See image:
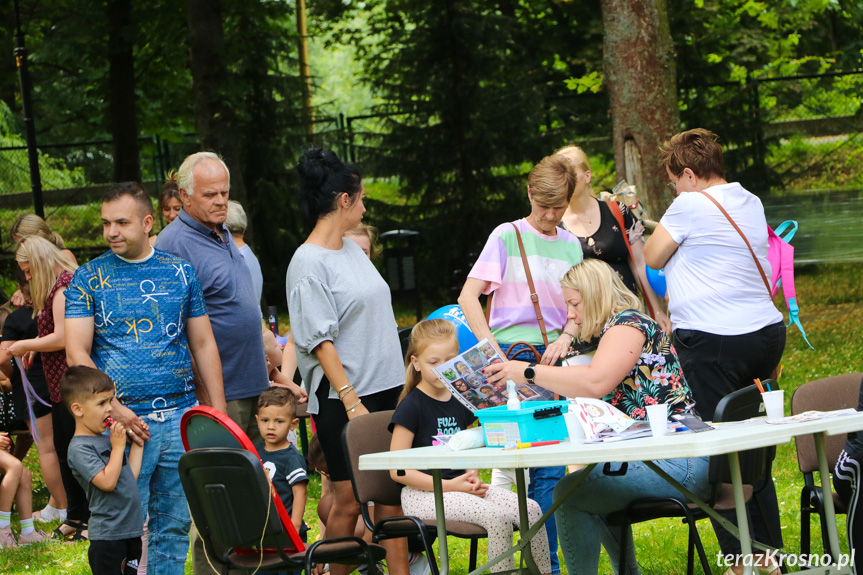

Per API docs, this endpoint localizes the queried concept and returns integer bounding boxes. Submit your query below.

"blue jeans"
[554,457,709,575]
[501,342,564,574]
[135,406,193,575]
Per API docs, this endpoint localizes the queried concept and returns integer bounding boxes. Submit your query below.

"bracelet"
[345,399,362,413]
[562,331,576,340]
[336,384,354,399]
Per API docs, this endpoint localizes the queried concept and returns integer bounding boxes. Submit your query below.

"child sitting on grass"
[255,387,309,542]
[0,431,49,548]
[62,366,144,575]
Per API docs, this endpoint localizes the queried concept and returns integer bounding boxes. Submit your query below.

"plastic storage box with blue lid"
[475,400,569,447]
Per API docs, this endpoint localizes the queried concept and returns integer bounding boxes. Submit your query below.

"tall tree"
[185,0,247,203]
[107,0,140,181]
[601,0,679,215]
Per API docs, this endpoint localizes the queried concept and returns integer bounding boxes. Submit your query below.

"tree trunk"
[107,0,140,182]
[601,0,679,216]
[185,0,247,204]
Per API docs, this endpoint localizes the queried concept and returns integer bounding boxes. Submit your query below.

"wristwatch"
[524,363,537,384]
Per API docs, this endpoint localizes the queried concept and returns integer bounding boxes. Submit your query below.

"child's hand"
[109,421,128,450]
[0,432,11,452]
[450,471,488,497]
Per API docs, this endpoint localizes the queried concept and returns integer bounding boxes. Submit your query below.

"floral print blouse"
[600,309,697,420]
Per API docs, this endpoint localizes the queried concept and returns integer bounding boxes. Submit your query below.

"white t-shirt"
[660,182,783,335]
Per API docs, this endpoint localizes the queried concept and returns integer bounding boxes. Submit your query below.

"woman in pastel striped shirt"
[458,153,584,575]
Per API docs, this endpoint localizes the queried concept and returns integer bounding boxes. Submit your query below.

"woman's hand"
[345,401,369,421]
[541,335,571,365]
[483,360,528,388]
[10,290,25,307]
[654,309,672,336]
[0,432,10,452]
[7,340,32,357]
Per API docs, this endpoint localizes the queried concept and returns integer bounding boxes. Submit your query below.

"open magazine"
[569,397,653,441]
[433,338,554,412]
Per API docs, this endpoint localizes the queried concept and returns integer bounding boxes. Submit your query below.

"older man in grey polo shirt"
[155,152,268,440]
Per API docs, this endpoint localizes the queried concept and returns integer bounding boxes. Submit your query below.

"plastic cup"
[762,390,785,422]
[646,404,669,437]
[563,411,585,443]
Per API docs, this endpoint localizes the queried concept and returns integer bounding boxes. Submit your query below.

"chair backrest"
[708,383,777,499]
[791,373,863,474]
[178,448,301,562]
[181,405,257,452]
[342,410,403,507]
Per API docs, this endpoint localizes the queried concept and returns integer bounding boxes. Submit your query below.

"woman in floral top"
[485,258,707,574]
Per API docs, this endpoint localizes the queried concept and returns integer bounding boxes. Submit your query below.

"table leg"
[728,452,754,575]
[433,470,449,575]
[515,469,540,575]
[467,464,598,575]
[814,432,844,561]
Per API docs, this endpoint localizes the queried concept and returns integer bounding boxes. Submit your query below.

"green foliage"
[670,0,863,188]
[0,101,86,192]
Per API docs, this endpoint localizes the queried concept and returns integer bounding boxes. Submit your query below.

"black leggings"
[834,449,862,574]
[674,322,786,554]
[52,402,90,523]
[313,378,401,482]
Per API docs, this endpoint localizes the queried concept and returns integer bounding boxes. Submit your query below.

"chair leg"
[469,538,479,572]
[800,501,812,556]
[618,522,629,574]
[421,529,440,575]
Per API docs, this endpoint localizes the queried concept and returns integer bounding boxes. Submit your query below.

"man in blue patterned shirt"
[66,181,226,575]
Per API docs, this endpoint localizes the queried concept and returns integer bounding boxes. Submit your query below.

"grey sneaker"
[18,529,50,545]
[0,526,18,548]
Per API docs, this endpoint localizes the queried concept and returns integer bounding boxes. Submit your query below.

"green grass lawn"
[2,262,861,574]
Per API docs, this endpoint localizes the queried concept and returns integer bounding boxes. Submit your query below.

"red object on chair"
[180,405,306,553]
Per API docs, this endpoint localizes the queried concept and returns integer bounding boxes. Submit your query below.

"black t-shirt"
[1,306,49,428]
[255,443,309,537]
[389,389,476,480]
[561,200,638,354]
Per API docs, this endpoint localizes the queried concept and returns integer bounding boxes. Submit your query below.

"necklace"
[575,203,597,247]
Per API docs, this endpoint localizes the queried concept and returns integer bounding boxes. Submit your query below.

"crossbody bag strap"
[605,200,655,318]
[697,191,771,295]
[510,222,551,348]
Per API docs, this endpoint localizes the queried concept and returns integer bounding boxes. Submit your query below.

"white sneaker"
[0,526,18,549]
[34,506,67,523]
[409,553,432,575]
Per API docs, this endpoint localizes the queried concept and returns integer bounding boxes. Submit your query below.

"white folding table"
[359,412,863,575]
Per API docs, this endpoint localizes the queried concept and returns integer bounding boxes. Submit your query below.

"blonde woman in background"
[9,214,77,307]
[11,236,89,541]
[556,146,670,344]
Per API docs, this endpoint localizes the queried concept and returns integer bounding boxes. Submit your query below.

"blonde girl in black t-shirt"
[389,320,552,574]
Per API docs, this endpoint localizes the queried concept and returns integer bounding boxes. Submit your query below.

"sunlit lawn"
[2,263,861,574]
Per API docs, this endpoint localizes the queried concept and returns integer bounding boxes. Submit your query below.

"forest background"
[0,0,861,307]
[0,2,862,574]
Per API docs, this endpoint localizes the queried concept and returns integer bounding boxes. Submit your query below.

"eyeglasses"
[666,169,686,194]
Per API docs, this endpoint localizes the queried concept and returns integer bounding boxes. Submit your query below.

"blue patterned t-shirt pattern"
[65,249,208,415]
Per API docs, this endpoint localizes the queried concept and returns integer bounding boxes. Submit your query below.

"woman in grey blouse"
[286,147,408,575]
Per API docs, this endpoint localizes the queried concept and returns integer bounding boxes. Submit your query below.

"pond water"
[761,188,863,264]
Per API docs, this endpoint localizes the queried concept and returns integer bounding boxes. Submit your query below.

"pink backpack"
[699,191,813,349]
[768,221,813,348]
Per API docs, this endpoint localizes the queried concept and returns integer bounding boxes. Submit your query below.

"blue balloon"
[646,266,667,298]
[426,305,480,352]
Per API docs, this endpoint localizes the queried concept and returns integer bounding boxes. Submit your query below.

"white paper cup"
[563,411,585,443]
[762,390,785,422]
[646,404,669,437]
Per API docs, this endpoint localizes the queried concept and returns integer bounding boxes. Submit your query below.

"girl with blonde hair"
[390,319,552,574]
[11,236,89,541]
[10,214,77,266]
